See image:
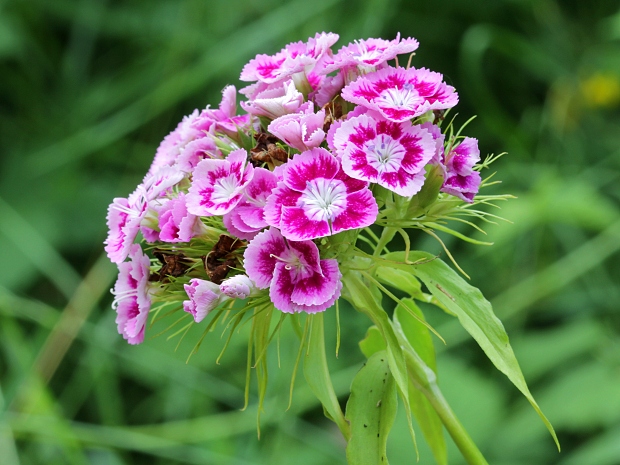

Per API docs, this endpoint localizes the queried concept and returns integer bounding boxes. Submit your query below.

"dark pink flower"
[111,244,151,344]
[267,102,326,152]
[223,167,278,240]
[333,114,435,196]
[441,137,481,203]
[264,148,378,241]
[341,66,458,122]
[187,149,254,216]
[158,193,206,243]
[194,85,251,138]
[244,228,341,313]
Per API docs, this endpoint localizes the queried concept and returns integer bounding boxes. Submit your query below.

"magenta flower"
[240,80,305,119]
[244,228,341,313]
[420,122,446,167]
[194,85,250,138]
[264,148,378,241]
[333,114,435,196]
[183,279,223,323]
[341,66,458,122]
[267,103,326,152]
[187,149,254,216]
[220,275,255,299]
[104,188,148,264]
[111,244,152,344]
[223,167,278,240]
[176,136,221,173]
[158,193,206,243]
[323,34,419,75]
[441,137,481,203]
[240,32,339,84]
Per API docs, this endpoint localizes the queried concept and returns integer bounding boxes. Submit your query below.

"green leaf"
[345,350,398,465]
[343,272,418,449]
[394,300,447,465]
[384,251,560,450]
[359,326,387,359]
[303,313,350,440]
[375,266,424,299]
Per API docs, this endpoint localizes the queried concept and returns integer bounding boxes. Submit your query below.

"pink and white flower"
[149,110,204,174]
[223,167,278,240]
[187,149,254,216]
[104,188,148,264]
[158,193,207,243]
[441,137,481,203]
[194,85,251,138]
[267,103,326,152]
[264,148,378,241]
[240,80,305,119]
[183,278,223,323]
[111,244,152,344]
[244,228,341,313]
[220,274,255,299]
[333,114,435,196]
[323,34,419,76]
[341,66,458,123]
[176,136,221,173]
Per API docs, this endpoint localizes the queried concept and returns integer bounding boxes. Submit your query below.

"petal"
[279,206,330,241]
[283,148,340,192]
[243,228,287,288]
[290,258,341,306]
[332,189,378,233]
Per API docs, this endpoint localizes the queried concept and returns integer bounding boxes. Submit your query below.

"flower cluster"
[104,32,483,344]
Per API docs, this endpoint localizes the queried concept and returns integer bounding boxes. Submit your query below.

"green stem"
[403,350,489,465]
[373,227,397,257]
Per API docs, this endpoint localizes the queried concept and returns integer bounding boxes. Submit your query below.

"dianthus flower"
[332,113,435,196]
[240,80,305,119]
[441,137,482,202]
[341,66,458,123]
[183,279,222,323]
[267,102,326,152]
[187,148,254,216]
[264,148,378,241]
[111,244,152,344]
[244,228,341,313]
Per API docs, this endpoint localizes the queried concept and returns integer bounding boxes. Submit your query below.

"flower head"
[264,148,378,241]
[244,228,341,313]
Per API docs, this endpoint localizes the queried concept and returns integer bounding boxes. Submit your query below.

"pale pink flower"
[194,85,251,138]
[264,148,377,241]
[341,66,458,122]
[149,110,204,174]
[323,34,419,75]
[104,188,148,264]
[222,167,278,240]
[111,244,151,344]
[267,103,326,152]
[244,228,341,313]
[183,279,223,323]
[176,136,221,173]
[240,80,305,119]
[220,275,255,299]
[158,193,207,243]
[312,73,345,107]
[187,149,254,216]
[420,122,446,167]
[333,113,435,196]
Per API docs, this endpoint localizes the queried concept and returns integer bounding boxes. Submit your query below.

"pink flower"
[441,137,481,203]
[341,66,458,122]
[111,244,152,344]
[323,34,419,75]
[240,32,339,84]
[240,80,305,119]
[312,73,345,107]
[267,103,326,152]
[183,279,223,323]
[187,149,254,216]
[223,167,278,240]
[158,193,206,243]
[194,85,251,138]
[104,188,148,264]
[420,122,446,167]
[149,110,204,174]
[333,114,435,196]
[264,148,378,241]
[176,136,221,173]
[244,228,341,313]
[220,275,255,299]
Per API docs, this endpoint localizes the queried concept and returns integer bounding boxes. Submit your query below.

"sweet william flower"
[244,228,341,313]
[158,192,207,243]
[441,137,481,203]
[264,148,378,241]
[240,80,305,119]
[183,279,223,323]
[223,167,278,240]
[111,244,152,344]
[341,66,458,123]
[267,102,326,152]
[187,148,254,216]
[220,275,255,299]
[333,113,435,196]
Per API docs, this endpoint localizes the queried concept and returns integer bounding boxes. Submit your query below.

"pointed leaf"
[345,350,397,465]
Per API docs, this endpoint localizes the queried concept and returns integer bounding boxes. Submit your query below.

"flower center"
[212,174,239,203]
[299,178,347,223]
[379,85,423,110]
[366,134,406,173]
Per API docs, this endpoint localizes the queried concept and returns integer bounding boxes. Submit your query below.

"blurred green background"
[1,0,620,464]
